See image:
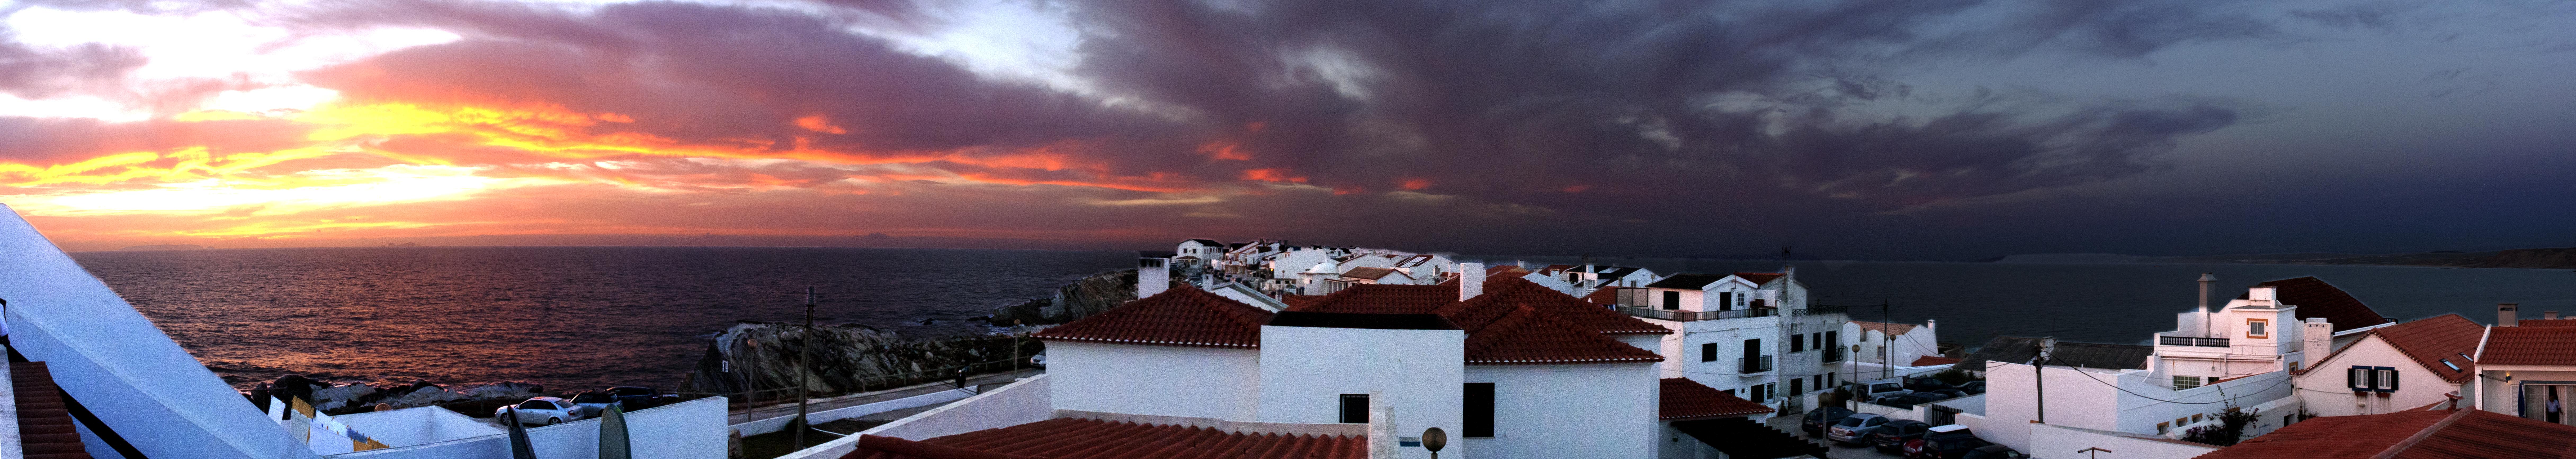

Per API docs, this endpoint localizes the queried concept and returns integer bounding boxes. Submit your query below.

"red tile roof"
[1290,278,1669,365]
[2193,409,2576,459]
[1034,286,1273,349]
[1851,320,1920,336]
[2480,326,2576,366]
[841,418,1365,459]
[13,361,92,459]
[1910,356,1962,367]
[1732,272,1784,286]
[2241,277,2394,332]
[2312,314,2483,382]
[1339,266,1402,281]
[1660,378,1775,419]
[2520,319,2576,327]
[1583,286,1625,305]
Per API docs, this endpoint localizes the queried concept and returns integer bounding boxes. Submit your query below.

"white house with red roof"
[2471,308,2576,427]
[793,263,1826,459]
[2289,313,2484,417]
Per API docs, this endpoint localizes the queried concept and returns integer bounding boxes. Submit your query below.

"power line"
[2060,366,2293,405]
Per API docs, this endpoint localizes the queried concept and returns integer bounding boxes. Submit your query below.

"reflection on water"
[74,246,1132,390]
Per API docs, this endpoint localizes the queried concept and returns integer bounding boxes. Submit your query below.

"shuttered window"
[1463,383,1495,438]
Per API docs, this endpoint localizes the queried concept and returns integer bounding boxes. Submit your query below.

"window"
[1663,291,1682,310]
[1736,291,1749,308]
[2440,359,2459,371]
[2246,319,2270,338]
[1791,335,1806,352]
[2157,422,2171,435]
[1825,331,1838,347]
[1339,394,1369,424]
[2348,366,2372,391]
[1702,343,1718,362]
[1789,377,1803,395]
[1811,332,1822,349]
[1751,383,1768,401]
[1463,383,1495,438]
[2375,368,2399,391]
[2173,375,2204,390]
[1716,292,1733,310]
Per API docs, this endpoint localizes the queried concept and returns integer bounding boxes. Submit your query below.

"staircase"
[15,361,95,459]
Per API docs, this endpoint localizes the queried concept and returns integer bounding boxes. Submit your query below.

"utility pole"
[2033,344,2048,424]
[1882,299,1892,380]
[795,287,816,450]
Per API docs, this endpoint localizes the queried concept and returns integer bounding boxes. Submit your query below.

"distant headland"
[118,244,208,251]
[1992,247,2576,269]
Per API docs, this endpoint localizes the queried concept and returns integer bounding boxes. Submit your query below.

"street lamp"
[1421,427,1447,459]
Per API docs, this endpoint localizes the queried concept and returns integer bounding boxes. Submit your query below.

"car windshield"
[1836,416,1870,427]
[574,393,613,403]
[1872,383,1902,392]
[517,400,555,410]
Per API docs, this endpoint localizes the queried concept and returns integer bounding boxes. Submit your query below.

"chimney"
[2246,286,2278,304]
[2301,318,2332,369]
[2499,302,2519,327]
[2197,273,2216,313]
[2548,311,2562,320]
[1137,257,1170,299]
[1781,265,1798,307]
[1458,262,1486,301]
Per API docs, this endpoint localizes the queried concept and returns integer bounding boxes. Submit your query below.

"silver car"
[1826,413,1890,444]
[495,396,587,426]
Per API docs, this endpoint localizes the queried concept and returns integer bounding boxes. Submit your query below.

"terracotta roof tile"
[2322,314,2484,382]
[1661,378,1774,419]
[1340,266,1402,281]
[2193,409,2576,459]
[1291,278,1669,365]
[844,418,1366,459]
[2240,277,2394,332]
[2520,319,2576,327]
[1732,272,1784,286]
[1851,320,1919,336]
[1910,356,1961,367]
[1583,286,1625,305]
[1034,286,1273,349]
[2480,326,2576,366]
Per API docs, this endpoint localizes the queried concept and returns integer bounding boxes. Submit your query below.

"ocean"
[71,247,2576,393]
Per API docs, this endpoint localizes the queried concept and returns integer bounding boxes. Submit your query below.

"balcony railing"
[1616,306,1777,322]
[2158,335,2231,347]
[1823,347,1846,363]
[1740,355,1776,373]
[1794,304,1851,316]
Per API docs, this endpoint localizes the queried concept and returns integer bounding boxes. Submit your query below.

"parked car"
[570,391,618,416]
[496,396,587,426]
[1904,377,1955,392]
[1801,407,1855,436]
[1872,393,1946,408]
[1929,388,1970,399]
[1853,380,1914,400]
[1957,381,1986,394]
[1866,420,1935,453]
[1825,413,1890,444]
[602,386,667,409]
[1962,445,2027,459]
[1904,426,1993,459]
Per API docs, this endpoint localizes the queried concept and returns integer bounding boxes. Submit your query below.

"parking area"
[1766,412,1909,459]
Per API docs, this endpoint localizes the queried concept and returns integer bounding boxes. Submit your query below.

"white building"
[1845,320,1941,374]
[1176,239,1225,266]
[797,265,1824,459]
[1622,269,1851,412]
[2470,310,2576,426]
[1535,264,1661,293]
[2288,313,2483,418]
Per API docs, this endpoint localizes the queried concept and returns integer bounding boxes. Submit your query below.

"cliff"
[986,268,1137,326]
[676,322,1038,401]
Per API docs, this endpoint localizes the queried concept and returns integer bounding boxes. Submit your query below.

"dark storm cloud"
[0,25,146,100]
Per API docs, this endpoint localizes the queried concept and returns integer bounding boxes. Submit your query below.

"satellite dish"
[1421,427,1447,452]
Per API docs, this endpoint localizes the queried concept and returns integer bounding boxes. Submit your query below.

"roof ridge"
[2368,408,2474,459]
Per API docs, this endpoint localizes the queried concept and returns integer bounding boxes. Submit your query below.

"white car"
[495,396,586,426]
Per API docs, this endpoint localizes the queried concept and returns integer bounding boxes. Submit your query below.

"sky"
[0,0,2569,259]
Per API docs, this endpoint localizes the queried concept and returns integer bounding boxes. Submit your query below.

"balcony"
[1823,347,1846,363]
[2158,335,2231,347]
[1740,355,1775,373]
[1616,306,1777,322]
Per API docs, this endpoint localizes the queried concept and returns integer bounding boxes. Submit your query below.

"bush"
[2181,407,2260,446]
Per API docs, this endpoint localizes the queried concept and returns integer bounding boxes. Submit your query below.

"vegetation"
[2181,407,2261,446]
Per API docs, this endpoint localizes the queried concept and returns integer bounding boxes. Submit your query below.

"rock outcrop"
[677,322,1039,401]
[987,269,1137,326]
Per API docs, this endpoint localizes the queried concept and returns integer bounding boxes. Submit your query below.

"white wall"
[732,387,974,436]
[1048,341,1261,421]
[1662,316,1784,400]
[780,375,1057,459]
[2472,367,2576,418]
[330,406,505,448]
[2026,423,2219,459]
[1259,325,1463,459]
[2291,335,2464,417]
[0,205,324,459]
[1463,364,1656,459]
[334,397,728,459]
[1984,361,2293,452]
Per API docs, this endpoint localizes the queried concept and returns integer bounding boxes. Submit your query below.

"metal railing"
[1616,306,1777,322]
[1794,304,1850,316]
[1823,347,1846,363]
[2158,335,2231,347]
[1740,355,1775,373]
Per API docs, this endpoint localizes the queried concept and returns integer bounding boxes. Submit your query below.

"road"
[727,368,1044,426]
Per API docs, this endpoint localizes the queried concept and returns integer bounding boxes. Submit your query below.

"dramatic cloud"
[0,0,2568,258]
